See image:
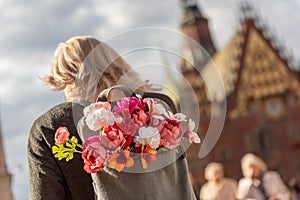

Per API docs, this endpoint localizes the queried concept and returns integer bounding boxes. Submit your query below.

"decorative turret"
[180,0,217,119]
[180,0,216,56]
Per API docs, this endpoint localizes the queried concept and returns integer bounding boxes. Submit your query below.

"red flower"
[82,136,108,173]
[159,119,182,149]
[101,125,125,152]
[55,127,70,144]
[116,121,139,136]
[122,135,134,149]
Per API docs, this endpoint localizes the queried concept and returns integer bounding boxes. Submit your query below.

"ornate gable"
[229,19,300,117]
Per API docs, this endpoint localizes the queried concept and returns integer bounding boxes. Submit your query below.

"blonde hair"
[241,153,267,176]
[204,162,223,181]
[43,36,149,100]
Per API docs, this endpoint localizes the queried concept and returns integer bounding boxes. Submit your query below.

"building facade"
[180,1,300,185]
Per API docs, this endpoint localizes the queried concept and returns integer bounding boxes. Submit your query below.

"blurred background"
[0,0,299,199]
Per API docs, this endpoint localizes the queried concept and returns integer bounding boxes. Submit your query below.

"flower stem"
[68,139,83,149]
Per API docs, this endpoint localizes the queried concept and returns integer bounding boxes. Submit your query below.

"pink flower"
[159,119,182,149]
[82,136,108,173]
[116,122,139,136]
[144,98,165,126]
[114,97,139,113]
[55,127,70,144]
[132,108,149,127]
[84,102,115,131]
[114,97,147,114]
[184,119,201,143]
[100,125,126,152]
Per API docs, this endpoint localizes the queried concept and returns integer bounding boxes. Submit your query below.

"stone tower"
[180,0,218,120]
[0,115,13,200]
[180,0,216,56]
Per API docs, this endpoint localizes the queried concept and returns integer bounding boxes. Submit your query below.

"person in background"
[200,162,237,200]
[236,153,291,200]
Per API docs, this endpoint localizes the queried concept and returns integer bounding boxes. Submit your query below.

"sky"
[0,0,299,199]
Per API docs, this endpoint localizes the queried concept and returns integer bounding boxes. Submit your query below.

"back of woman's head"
[43,36,147,101]
[43,36,100,91]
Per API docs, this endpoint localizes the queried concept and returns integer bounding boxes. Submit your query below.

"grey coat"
[28,97,196,200]
[27,102,94,200]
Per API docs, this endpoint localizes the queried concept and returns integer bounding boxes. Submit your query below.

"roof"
[209,18,300,114]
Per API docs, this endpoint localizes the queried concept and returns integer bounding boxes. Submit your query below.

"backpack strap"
[97,85,178,113]
[96,85,135,102]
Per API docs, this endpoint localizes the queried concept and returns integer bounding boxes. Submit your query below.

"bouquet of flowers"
[52,95,200,173]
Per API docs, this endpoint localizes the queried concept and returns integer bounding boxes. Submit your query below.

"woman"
[236,153,290,200]
[200,162,237,200]
[27,36,196,200]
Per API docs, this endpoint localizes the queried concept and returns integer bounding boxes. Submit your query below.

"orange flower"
[108,150,134,172]
[140,145,157,169]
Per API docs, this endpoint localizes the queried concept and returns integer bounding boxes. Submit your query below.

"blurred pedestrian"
[200,162,237,200]
[236,153,290,200]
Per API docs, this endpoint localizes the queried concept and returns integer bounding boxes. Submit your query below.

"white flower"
[165,111,187,122]
[184,119,200,143]
[154,103,166,115]
[144,98,167,116]
[135,127,160,149]
[84,102,115,131]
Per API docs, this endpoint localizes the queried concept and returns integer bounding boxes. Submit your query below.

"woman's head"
[204,162,224,182]
[43,36,147,101]
[43,36,100,91]
[241,153,267,178]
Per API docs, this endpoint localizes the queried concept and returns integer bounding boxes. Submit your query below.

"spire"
[180,0,204,25]
[239,0,257,21]
[180,0,216,56]
[181,0,198,8]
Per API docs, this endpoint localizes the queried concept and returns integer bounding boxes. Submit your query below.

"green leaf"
[174,148,179,154]
[158,147,169,152]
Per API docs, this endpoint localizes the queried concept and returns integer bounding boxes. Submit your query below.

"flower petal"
[125,157,134,168]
